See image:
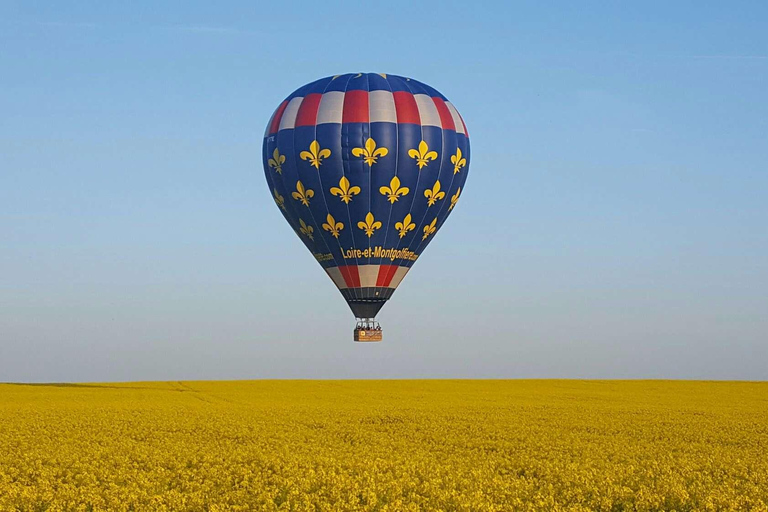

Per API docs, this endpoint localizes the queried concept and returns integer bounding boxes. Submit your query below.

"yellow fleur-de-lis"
[291,180,314,206]
[451,147,466,174]
[449,187,461,211]
[379,176,409,204]
[273,188,286,210]
[352,137,388,166]
[422,217,438,240]
[329,176,361,204]
[268,148,286,174]
[300,140,331,169]
[394,213,416,238]
[299,218,314,241]
[408,140,438,169]
[322,213,344,238]
[424,180,446,206]
[357,212,382,238]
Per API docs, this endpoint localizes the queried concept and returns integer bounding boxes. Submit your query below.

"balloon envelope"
[262,73,470,319]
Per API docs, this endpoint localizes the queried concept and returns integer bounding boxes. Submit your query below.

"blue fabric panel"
[386,74,415,93]
[292,125,347,270]
[366,121,399,265]
[406,130,467,268]
[367,73,391,92]
[344,72,370,92]
[323,74,352,92]
[341,121,372,264]
[275,127,335,268]
[380,123,422,252]
[312,123,358,267]
[397,125,443,253]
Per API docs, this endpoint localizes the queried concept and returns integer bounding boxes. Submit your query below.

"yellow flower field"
[1,380,766,511]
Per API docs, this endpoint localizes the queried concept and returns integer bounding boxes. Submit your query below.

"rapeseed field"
[1,380,766,511]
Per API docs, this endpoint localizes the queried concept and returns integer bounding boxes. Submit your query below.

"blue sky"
[1,1,767,381]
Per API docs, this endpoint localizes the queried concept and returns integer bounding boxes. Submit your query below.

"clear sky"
[1,1,766,382]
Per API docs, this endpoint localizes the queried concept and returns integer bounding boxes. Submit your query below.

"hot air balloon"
[262,73,470,341]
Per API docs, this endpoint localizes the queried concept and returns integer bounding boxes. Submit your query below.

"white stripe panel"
[317,91,345,125]
[326,267,347,290]
[278,96,303,131]
[358,265,380,288]
[389,266,410,289]
[369,90,397,123]
[414,94,441,127]
[445,102,465,135]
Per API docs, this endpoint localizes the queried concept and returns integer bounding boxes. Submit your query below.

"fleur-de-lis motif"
[449,187,461,211]
[395,213,416,238]
[408,140,438,169]
[329,176,361,204]
[424,180,446,206]
[422,217,438,240]
[352,137,388,166]
[300,140,331,169]
[299,218,314,241]
[322,213,344,238]
[379,176,409,204]
[273,188,286,210]
[268,148,286,174]
[451,147,466,174]
[357,212,382,238]
[291,180,314,206]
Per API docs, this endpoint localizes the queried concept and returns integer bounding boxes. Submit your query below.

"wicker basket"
[354,328,382,342]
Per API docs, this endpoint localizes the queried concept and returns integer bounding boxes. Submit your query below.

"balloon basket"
[354,329,382,342]
[354,320,382,342]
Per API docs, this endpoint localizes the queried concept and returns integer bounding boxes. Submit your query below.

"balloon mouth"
[347,300,386,319]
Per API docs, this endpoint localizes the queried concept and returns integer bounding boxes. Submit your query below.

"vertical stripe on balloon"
[358,265,379,287]
[432,97,456,131]
[389,266,410,289]
[278,97,304,131]
[369,90,397,124]
[325,267,348,289]
[444,102,465,135]
[267,100,289,135]
[376,264,399,287]
[342,90,370,124]
[294,93,323,127]
[414,94,441,127]
[338,265,361,288]
[316,92,345,125]
[392,92,421,125]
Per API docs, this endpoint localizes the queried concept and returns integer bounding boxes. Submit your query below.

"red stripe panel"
[268,100,289,134]
[338,265,361,288]
[432,97,456,131]
[342,90,369,123]
[294,93,322,127]
[376,265,399,287]
[392,91,420,125]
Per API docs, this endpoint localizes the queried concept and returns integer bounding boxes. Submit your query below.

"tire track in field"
[173,381,236,405]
